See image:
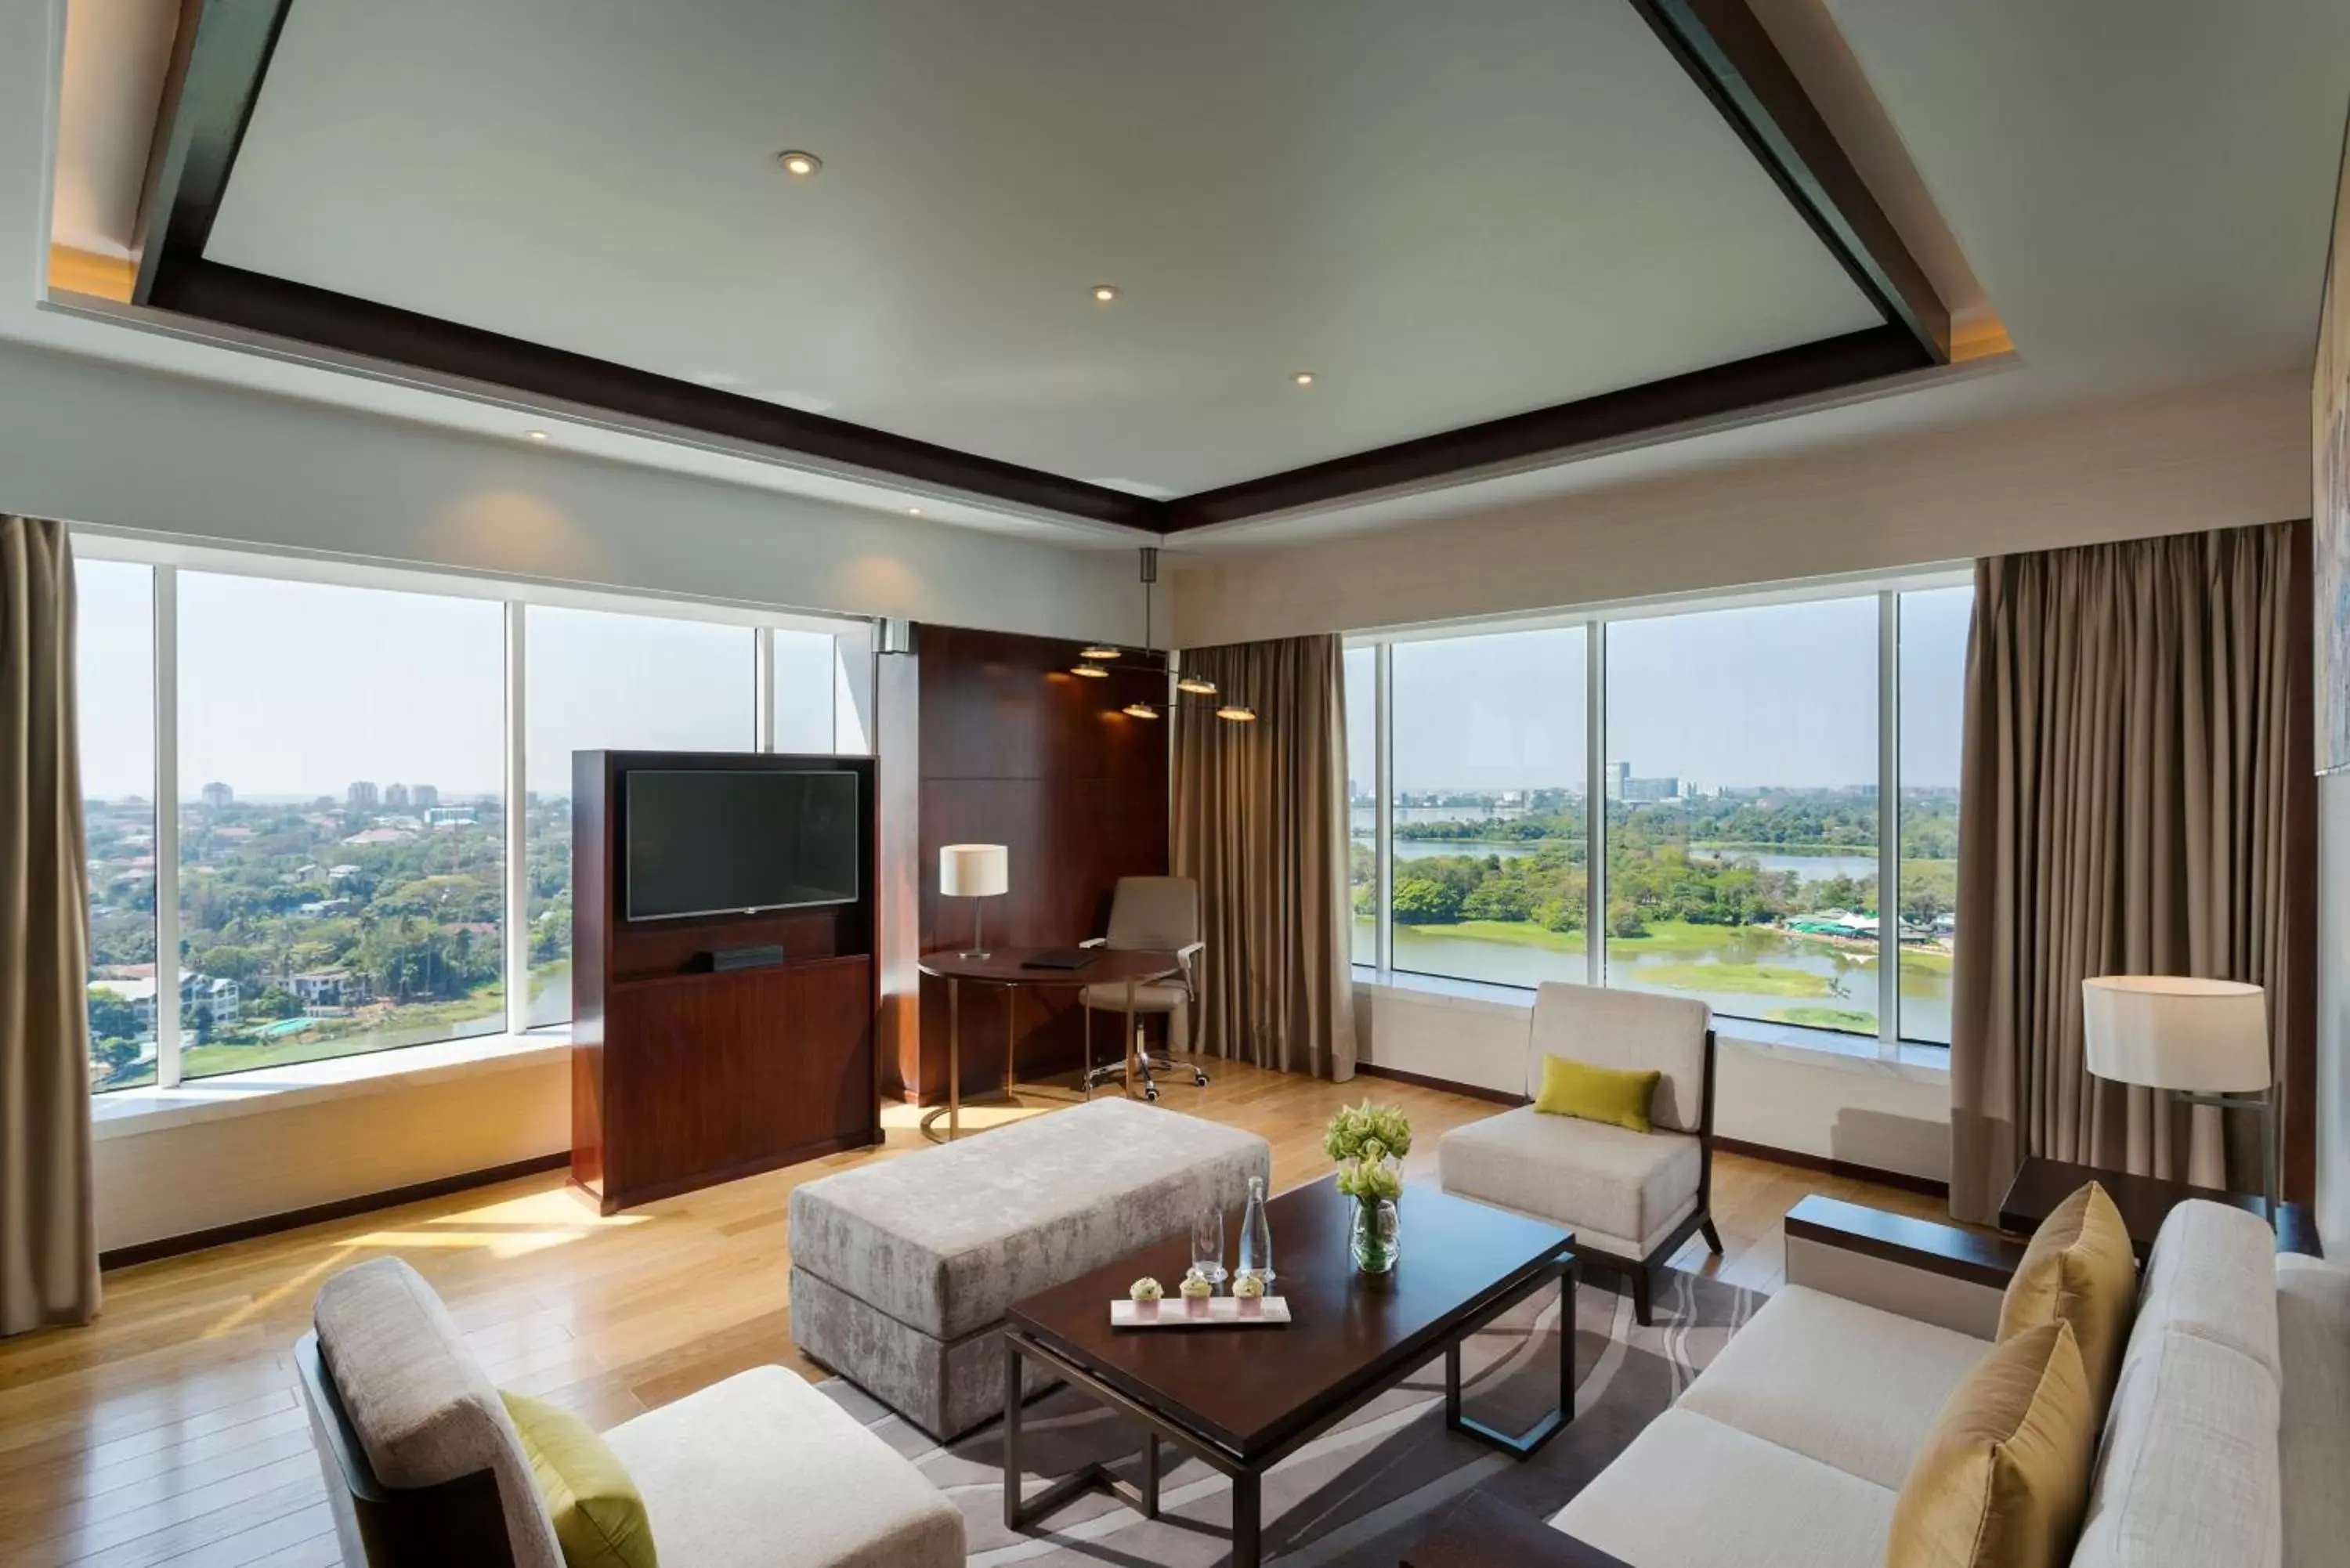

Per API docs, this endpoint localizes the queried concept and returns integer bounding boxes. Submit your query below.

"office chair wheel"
[1144,1083,1160,1102]
[1192,1070,1210,1087]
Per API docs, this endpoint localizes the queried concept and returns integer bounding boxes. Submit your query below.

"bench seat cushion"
[1676,1284,1990,1490]
[1437,1104,1698,1255]
[605,1365,962,1568]
[1553,1407,1895,1568]
[788,1097,1270,1340]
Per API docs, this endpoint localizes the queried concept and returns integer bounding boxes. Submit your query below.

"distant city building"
[92,970,240,1031]
[424,805,477,827]
[412,784,439,809]
[385,782,410,809]
[199,782,233,809]
[1621,775,1680,804]
[1603,761,1630,801]
[347,781,379,810]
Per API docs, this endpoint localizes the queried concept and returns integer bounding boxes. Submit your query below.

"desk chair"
[1079,875,1208,1102]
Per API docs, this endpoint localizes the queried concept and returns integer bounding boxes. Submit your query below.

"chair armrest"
[1783,1196,2024,1340]
[1400,1495,1634,1568]
[1079,937,1107,948]
[1177,940,1205,963]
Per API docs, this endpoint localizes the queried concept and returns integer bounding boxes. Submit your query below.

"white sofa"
[1546,1196,2342,1568]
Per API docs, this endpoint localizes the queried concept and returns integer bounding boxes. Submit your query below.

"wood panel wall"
[884,625,1170,1102]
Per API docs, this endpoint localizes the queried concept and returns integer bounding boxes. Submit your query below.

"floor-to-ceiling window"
[522,606,757,1028]
[74,537,870,1090]
[1344,645,1376,966]
[175,573,509,1076]
[76,559,158,1091]
[1603,597,1880,1035]
[1387,627,1588,990]
[1345,570,1969,1059]
[1896,586,1971,1046]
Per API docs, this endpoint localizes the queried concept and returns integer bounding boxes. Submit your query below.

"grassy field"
[1636,960,1834,997]
[1767,1005,1878,1031]
[179,986,507,1078]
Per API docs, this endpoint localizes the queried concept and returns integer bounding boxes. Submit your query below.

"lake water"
[1355,918,1952,1043]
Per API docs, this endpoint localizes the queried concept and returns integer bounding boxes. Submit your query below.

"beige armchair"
[1079,874,1209,1102]
[1437,981,1719,1325]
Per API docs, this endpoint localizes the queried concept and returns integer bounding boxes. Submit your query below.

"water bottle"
[1236,1175,1274,1285]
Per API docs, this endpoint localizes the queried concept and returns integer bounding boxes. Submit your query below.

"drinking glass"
[1190,1208,1227,1284]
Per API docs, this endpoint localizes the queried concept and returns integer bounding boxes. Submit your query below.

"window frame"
[1346,564,1970,1061]
[74,528,873,1090]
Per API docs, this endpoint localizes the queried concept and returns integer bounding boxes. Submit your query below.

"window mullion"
[1374,641,1393,974]
[154,565,181,1087]
[754,626,776,751]
[1878,590,1900,1060]
[1586,620,1607,988]
[504,602,530,1036]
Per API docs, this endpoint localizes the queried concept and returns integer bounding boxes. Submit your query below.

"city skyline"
[1347,587,1970,797]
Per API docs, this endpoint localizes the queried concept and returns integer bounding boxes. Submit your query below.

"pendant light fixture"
[1075,547,1264,723]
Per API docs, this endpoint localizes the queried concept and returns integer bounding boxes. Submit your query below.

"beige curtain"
[1173,635,1358,1081]
[0,517,99,1333]
[1949,522,2305,1223]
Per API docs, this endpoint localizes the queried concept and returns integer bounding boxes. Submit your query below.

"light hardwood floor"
[0,1059,1944,1566]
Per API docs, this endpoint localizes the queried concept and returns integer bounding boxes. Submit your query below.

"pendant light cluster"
[1072,548,1259,723]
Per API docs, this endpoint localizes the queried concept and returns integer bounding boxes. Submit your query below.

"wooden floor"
[0,1058,1943,1566]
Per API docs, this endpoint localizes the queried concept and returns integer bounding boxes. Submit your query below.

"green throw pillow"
[1533,1054,1661,1133]
[501,1390,658,1568]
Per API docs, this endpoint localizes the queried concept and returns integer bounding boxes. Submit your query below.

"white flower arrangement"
[1328,1101,1411,1205]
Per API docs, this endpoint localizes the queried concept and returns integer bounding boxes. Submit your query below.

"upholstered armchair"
[1437,981,1719,1325]
[298,1258,962,1568]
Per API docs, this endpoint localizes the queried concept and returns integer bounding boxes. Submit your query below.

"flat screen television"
[623,768,860,922]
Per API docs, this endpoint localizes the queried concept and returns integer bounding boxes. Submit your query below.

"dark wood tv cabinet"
[570,750,881,1214]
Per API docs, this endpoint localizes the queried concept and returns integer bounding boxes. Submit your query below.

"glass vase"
[1350,1194,1401,1274]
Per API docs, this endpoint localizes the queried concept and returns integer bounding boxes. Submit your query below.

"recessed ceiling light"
[526,430,549,441]
[776,150,823,179]
[1292,371,1316,388]
[1092,284,1120,303]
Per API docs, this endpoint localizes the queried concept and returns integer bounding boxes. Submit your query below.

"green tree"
[1391,877,1462,924]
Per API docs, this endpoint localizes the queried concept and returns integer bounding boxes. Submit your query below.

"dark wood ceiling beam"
[151,261,1168,530]
[131,0,291,305]
[1157,325,1927,532]
[1628,0,1950,363]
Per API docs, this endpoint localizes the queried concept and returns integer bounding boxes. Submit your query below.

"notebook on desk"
[1021,949,1098,970]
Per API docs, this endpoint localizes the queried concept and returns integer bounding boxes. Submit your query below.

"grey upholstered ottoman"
[788,1097,1271,1438]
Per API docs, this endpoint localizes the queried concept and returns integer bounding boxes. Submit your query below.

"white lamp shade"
[938,844,1008,899]
[2081,974,2269,1093]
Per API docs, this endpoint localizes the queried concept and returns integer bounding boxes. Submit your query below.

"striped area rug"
[818,1266,1761,1566]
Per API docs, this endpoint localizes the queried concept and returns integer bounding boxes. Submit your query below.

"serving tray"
[1111,1296,1292,1328]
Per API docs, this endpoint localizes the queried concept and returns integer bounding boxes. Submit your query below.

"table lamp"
[938,844,1008,959]
[2081,974,2275,1223]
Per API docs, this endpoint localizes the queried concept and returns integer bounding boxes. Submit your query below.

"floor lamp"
[2081,974,2276,1223]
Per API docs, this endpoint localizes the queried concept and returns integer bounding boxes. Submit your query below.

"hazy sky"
[75,563,844,800]
[1347,586,1971,795]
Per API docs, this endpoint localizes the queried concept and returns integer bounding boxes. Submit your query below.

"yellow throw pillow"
[501,1391,658,1568]
[1996,1182,2136,1408]
[1533,1054,1661,1134]
[1885,1322,2099,1568]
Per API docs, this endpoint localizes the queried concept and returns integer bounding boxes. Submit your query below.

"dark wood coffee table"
[1001,1176,1575,1567]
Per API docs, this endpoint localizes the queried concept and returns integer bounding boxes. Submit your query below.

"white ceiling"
[13,0,2350,556]
[202,0,1878,496]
